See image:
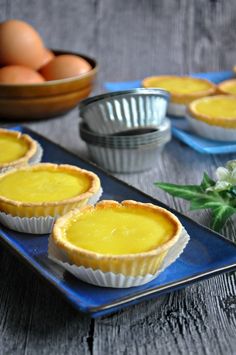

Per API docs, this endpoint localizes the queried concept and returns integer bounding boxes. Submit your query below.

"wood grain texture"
[0,0,236,354]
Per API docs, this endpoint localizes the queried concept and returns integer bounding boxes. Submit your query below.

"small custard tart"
[0,128,37,171]
[187,95,236,141]
[52,200,182,277]
[142,75,216,117]
[217,79,236,96]
[0,163,101,218]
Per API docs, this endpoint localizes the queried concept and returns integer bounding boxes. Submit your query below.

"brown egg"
[0,65,45,84]
[0,19,46,70]
[40,54,92,81]
[39,49,55,69]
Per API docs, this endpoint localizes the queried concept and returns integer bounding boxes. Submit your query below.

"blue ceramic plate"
[0,126,236,318]
[104,71,236,155]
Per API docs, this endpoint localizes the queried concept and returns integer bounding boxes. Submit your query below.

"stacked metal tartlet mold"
[79,89,171,173]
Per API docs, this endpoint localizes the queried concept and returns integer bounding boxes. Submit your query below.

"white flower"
[207,160,236,193]
[212,181,232,192]
[215,167,230,181]
[226,160,236,172]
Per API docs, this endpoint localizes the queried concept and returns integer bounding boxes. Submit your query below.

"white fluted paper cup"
[48,228,190,288]
[186,115,236,141]
[29,142,43,165]
[0,212,55,234]
[167,102,187,117]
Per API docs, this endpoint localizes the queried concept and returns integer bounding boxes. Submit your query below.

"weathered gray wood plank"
[0,0,235,354]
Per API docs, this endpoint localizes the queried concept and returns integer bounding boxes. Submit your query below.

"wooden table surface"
[0,1,236,354]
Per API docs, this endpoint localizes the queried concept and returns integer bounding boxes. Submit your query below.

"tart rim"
[142,75,216,104]
[0,162,101,209]
[52,199,182,260]
[217,78,236,95]
[0,128,37,169]
[188,94,236,128]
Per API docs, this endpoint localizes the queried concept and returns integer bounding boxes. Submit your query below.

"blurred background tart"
[187,95,236,141]
[0,128,37,171]
[52,200,182,278]
[217,78,236,96]
[142,75,216,117]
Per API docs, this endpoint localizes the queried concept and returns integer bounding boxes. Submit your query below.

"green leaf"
[210,205,236,232]
[155,180,236,232]
[229,186,236,199]
[200,172,215,190]
[155,182,223,208]
[190,198,224,211]
[154,182,203,201]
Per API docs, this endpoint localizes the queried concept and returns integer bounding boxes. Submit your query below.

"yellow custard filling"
[194,96,236,118]
[0,135,28,164]
[63,206,176,255]
[0,170,91,203]
[144,77,211,94]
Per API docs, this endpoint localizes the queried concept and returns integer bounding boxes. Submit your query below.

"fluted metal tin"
[79,119,171,149]
[85,141,169,173]
[80,119,171,173]
[79,88,169,134]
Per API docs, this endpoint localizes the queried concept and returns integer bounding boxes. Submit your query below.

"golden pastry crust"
[0,128,37,169]
[52,200,182,276]
[188,95,236,128]
[0,163,101,217]
[217,79,236,96]
[142,75,216,104]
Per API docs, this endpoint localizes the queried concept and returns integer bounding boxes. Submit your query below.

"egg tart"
[0,128,37,171]
[52,200,182,277]
[142,75,216,117]
[187,95,236,141]
[217,79,236,96]
[0,163,101,218]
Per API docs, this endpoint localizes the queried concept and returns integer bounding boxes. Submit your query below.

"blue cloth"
[104,71,236,154]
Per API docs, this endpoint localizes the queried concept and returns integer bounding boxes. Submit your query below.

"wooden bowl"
[0,50,97,120]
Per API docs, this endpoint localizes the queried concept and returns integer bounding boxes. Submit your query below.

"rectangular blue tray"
[0,126,236,318]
